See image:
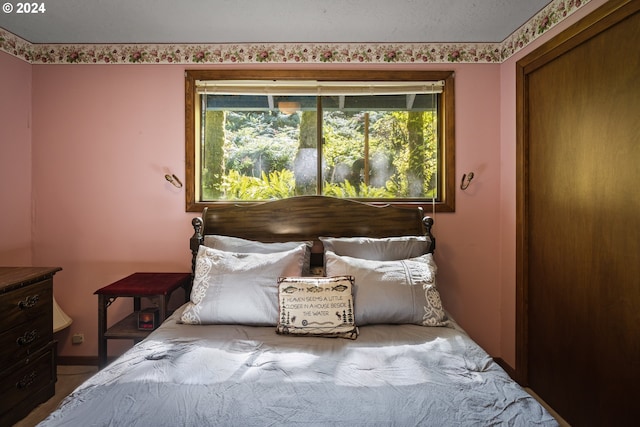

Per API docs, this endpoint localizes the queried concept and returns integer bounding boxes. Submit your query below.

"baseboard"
[57,355,99,366]
[493,357,519,382]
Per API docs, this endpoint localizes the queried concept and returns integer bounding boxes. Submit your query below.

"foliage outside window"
[185,70,455,212]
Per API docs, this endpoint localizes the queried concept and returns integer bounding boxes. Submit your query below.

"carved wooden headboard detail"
[189,195,434,275]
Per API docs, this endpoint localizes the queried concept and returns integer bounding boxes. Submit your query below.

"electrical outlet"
[72,333,84,344]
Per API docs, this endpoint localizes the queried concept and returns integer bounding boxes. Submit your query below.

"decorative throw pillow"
[324,251,448,327]
[276,276,358,339]
[203,235,313,275]
[319,235,431,260]
[181,245,307,326]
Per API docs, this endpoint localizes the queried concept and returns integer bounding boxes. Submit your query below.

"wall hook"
[460,172,474,190]
[165,173,183,188]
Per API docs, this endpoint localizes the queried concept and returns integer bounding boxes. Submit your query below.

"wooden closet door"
[519,2,639,425]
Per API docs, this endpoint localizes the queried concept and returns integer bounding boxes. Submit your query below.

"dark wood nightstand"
[94,272,192,368]
[0,267,61,426]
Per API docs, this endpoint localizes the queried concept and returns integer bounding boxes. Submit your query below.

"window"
[185,70,455,212]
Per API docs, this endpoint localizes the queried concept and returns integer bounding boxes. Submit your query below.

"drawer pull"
[18,294,40,309]
[16,329,39,346]
[16,371,37,389]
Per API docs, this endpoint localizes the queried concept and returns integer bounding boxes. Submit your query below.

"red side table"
[94,272,191,368]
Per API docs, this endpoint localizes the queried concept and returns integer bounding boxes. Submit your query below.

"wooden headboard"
[190,196,434,273]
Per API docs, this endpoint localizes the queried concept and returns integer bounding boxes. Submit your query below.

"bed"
[39,196,558,426]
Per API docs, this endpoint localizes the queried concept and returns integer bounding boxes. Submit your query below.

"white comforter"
[40,306,558,426]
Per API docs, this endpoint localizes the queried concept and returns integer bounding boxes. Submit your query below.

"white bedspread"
[40,306,558,426]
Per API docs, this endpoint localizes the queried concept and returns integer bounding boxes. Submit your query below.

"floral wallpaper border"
[0,0,589,65]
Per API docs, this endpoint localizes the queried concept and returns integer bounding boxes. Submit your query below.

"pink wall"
[30,65,195,356]
[432,64,502,354]
[0,53,33,265]
[25,62,505,358]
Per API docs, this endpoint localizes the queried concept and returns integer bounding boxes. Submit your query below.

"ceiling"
[0,0,552,44]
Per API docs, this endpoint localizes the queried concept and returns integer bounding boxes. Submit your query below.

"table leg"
[97,294,106,369]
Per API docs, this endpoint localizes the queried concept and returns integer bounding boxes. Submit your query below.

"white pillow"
[181,245,306,325]
[324,251,448,326]
[276,276,358,339]
[204,235,313,274]
[319,235,431,260]
[204,234,312,253]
